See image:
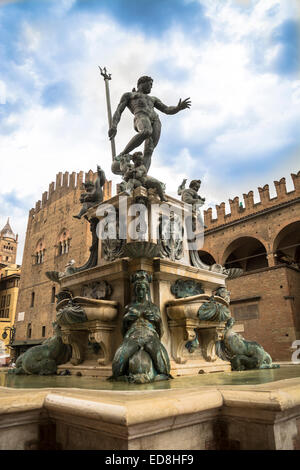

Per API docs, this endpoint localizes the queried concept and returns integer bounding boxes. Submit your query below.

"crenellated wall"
[204,172,300,229]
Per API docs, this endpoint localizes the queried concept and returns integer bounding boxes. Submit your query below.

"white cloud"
[0,80,6,104]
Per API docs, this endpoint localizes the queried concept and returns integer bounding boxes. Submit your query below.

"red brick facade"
[202,171,300,361]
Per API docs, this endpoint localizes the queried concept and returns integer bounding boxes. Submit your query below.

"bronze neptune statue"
[109,76,191,174]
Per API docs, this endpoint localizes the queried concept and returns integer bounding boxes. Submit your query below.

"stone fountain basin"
[166,293,229,321]
[57,297,118,322]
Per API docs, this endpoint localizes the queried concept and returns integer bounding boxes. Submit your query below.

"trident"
[98,66,116,161]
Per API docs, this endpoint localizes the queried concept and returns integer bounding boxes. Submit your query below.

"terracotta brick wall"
[202,172,300,361]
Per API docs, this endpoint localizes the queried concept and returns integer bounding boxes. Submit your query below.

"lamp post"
[2,326,16,345]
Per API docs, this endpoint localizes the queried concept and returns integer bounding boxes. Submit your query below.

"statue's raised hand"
[108,126,117,140]
[177,98,191,111]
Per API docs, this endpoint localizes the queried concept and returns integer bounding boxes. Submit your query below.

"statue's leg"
[73,204,88,220]
[121,115,152,155]
[145,178,167,202]
[143,118,161,172]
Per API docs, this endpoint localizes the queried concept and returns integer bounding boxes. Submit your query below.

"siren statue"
[110,270,172,384]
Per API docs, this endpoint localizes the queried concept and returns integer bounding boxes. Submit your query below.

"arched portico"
[222,236,269,272]
[273,221,300,269]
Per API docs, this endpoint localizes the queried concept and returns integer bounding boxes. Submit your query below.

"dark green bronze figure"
[56,298,88,325]
[73,165,106,219]
[216,317,279,371]
[198,287,231,322]
[9,322,71,376]
[171,279,204,298]
[109,76,191,174]
[110,270,172,384]
[119,151,167,201]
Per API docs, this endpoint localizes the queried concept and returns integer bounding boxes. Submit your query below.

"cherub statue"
[73,165,106,219]
[119,151,167,201]
[119,153,143,195]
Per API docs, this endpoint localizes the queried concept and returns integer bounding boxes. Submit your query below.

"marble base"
[1,377,300,450]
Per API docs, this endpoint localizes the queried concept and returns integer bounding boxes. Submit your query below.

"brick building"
[201,171,300,361]
[12,170,111,358]
[0,219,20,362]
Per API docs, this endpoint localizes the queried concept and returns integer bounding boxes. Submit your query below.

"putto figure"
[109,76,191,174]
[73,165,106,219]
[120,151,167,201]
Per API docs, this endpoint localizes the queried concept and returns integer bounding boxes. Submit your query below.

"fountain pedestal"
[57,190,232,377]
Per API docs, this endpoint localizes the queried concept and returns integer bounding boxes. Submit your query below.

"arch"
[57,228,71,256]
[222,236,268,272]
[35,238,45,264]
[272,221,300,269]
[198,250,216,266]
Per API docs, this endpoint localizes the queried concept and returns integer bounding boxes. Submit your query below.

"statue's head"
[131,151,144,166]
[137,76,153,94]
[120,154,131,166]
[190,180,201,191]
[83,181,94,191]
[225,317,235,330]
[214,287,230,305]
[131,270,152,302]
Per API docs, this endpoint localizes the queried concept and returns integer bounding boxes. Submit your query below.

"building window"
[1,296,6,308]
[35,249,45,264]
[6,294,10,307]
[42,326,46,337]
[35,239,45,264]
[30,292,35,307]
[57,230,71,256]
[0,309,8,318]
[27,323,32,339]
[51,286,56,304]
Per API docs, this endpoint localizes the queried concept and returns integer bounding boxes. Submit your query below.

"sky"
[0,0,299,264]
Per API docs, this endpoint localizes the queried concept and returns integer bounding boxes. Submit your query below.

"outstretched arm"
[108,93,130,140]
[154,96,191,115]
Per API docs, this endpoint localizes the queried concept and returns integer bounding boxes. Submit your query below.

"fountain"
[1,72,299,451]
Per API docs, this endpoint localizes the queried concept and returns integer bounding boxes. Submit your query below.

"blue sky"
[0,0,299,263]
